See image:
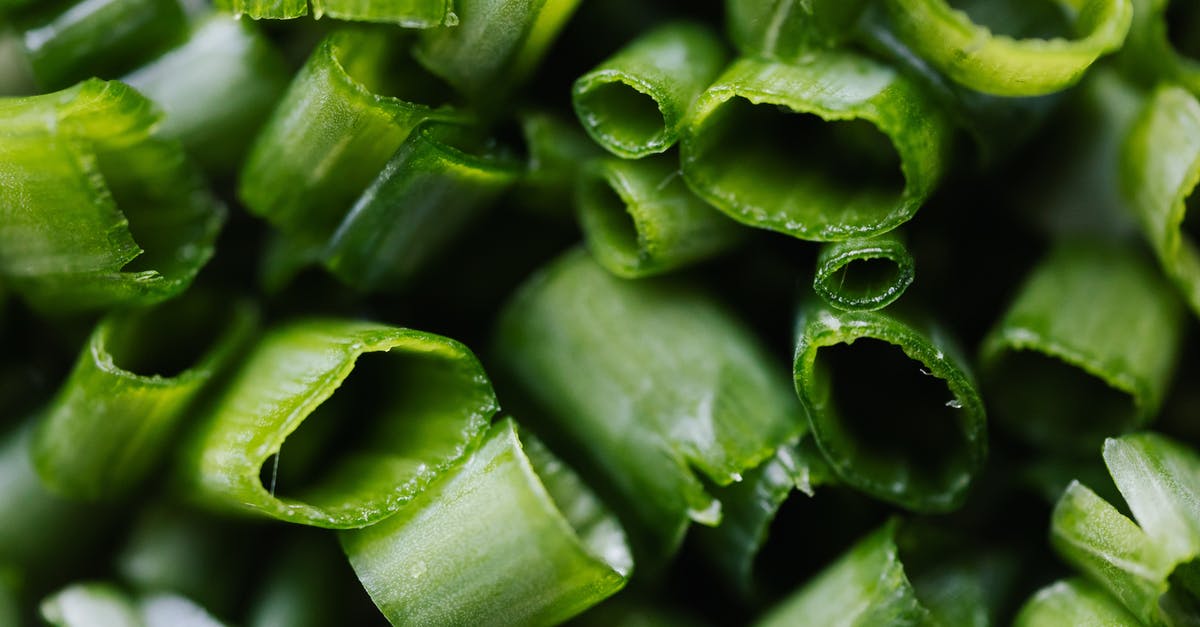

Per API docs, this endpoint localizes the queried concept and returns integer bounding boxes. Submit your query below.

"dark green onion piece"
[515,109,602,216]
[240,29,461,244]
[1051,432,1200,625]
[177,318,497,528]
[793,302,986,512]
[216,0,452,25]
[1014,578,1141,626]
[321,123,522,291]
[495,249,807,564]
[571,22,727,159]
[1123,85,1200,318]
[883,0,1132,97]
[681,53,950,242]
[415,0,581,101]
[20,0,187,90]
[756,520,930,626]
[0,79,225,313]
[1124,0,1200,95]
[123,14,289,173]
[41,583,226,627]
[341,418,631,626]
[813,231,915,311]
[726,0,868,58]
[32,296,256,500]
[577,154,743,279]
[980,240,1183,452]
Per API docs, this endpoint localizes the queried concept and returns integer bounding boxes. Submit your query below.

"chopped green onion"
[1122,0,1200,95]
[572,22,728,159]
[514,109,603,216]
[19,0,187,90]
[1014,578,1141,626]
[1122,85,1200,318]
[0,79,224,313]
[681,53,951,242]
[980,240,1183,452]
[726,0,868,58]
[577,154,744,279]
[793,302,986,512]
[41,583,226,627]
[215,0,307,20]
[32,295,257,500]
[812,231,915,312]
[216,0,452,26]
[495,249,806,565]
[882,0,1132,97]
[321,123,523,291]
[341,418,631,626]
[176,318,497,528]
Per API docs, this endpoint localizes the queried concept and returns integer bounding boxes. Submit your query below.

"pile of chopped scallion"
[2,0,1200,625]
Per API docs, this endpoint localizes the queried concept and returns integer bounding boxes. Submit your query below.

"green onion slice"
[572,21,728,159]
[322,123,522,291]
[216,0,452,25]
[177,318,498,528]
[883,0,1132,97]
[495,249,806,565]
[1051,432,1200,625]
[41,583,226,627]
[515,109,603,217]
[1015,578,1141,626]
[681,53,950,242]
[341,418,631,626]
[1124,0,1200,96]
[726,0,868,59]
[793,302,986,512]
[0,79,224,313]
[813,231,915,312]
[980,240,1183,453]
[577,154,744,279]
[32,295,257,500]
[1123,85,1200,318]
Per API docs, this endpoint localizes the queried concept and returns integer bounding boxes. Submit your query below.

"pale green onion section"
[883,0,1132,97]
[1014,578,1141,627]
[0,79,224,313]
[1122,85,1200,318]
[572,22,728,158]
[813,231,915,311]
[341,418,631,627]
[415,0,581,101]
[214,0,307,18]
[726,0,868,58]
[1051,432,1200,624]
[32,296,257,500]
[177,318,498,528]
[216,0,451,25]
[123,14,289,173]
[495,249,807,564]
[577,154,744,279]
[41,583,226,627]
[240,29,462,244]
[681,53,950,242]
[322,123,523,291]
[756,520,930,627]
[793,303,986,512]
[980,241,1183,452]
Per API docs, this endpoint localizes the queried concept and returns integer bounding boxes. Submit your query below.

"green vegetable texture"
[4,0,1200,625]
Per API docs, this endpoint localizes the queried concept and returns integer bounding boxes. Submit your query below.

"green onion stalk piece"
[1050,432,1200,625]
[1014,578,1141,626]
[41,582,226,627]
[577,154,744,279]
[980,240,1183,453]
[813,231,915,312]
[240,29,462,246]
[495,249,808,565]
[1123,85,1200,319]
[882,0,1132,97]
[176,318,498,528]
[756,520,930,627]
[514,109,603,217]
[0,79,225,313]
[32,295,257,500]
[216,0,453,26]
[341,418,632,626]
[1120,0,1200,95]
[19,0,188,90]
[572,21,728,159]
[681,52,951,242]
[123,13,290,174]
[793,302,986,512]
[726,0,868,58]
[321,123,523,292]
[415,0,581,102]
